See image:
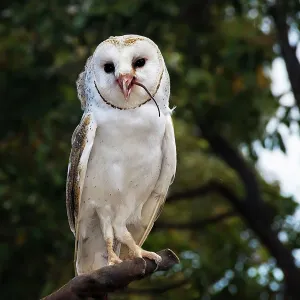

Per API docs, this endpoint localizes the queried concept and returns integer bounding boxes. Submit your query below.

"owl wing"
[65,112,97,266]
[120,115,176,259]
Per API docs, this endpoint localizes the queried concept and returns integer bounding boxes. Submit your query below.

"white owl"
[66,34,177,275]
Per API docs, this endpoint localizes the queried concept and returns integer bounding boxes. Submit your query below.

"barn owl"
[66,34,177,275]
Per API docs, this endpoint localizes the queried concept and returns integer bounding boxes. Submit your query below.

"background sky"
[257,34,300,204]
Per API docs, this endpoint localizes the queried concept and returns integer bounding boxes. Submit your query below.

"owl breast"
[80,101,167,225]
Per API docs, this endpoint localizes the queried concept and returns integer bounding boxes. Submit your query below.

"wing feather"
[65,112,97,271]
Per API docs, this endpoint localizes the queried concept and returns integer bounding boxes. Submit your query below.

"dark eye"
[133,58,146,68]
[104,63,115,73]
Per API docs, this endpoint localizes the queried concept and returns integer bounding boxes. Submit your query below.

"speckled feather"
[66,114,91,232]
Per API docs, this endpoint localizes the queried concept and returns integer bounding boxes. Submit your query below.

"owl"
[66,34,177,275]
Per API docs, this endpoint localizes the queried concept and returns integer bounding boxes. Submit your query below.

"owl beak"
[117,74,134,100]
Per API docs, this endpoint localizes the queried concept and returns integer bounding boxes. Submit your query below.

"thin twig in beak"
[134,82,161,117]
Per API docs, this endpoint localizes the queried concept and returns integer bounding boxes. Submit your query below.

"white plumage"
[66,35,176,275]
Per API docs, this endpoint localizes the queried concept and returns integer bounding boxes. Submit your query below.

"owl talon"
[130,246,161,264]
[108,253,122,265]
[140,249,162,265]
[106,238,122,266]
[127,249,135,260]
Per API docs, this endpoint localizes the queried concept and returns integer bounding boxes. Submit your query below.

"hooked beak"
[117,74,135,100]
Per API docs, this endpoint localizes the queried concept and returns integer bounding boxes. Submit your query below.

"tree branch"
[167,182,219,203]
[155,211,236,230]
[199,123,265,208]
[197,123,300,299]
[269,0,300,109]
[42,249,180,300]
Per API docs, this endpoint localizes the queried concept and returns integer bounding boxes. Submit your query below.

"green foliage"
[1,0,299,299]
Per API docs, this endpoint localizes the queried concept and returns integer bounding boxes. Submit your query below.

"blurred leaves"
[1,0,300,299]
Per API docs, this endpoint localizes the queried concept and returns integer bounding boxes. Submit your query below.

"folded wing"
[65,112,97,273]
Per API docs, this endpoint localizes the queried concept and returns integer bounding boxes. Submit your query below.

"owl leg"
[96,210,122,266]
[106,238,122,266]
[114,224,162,264]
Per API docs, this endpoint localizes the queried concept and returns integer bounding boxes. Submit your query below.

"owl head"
[77,35,170,113]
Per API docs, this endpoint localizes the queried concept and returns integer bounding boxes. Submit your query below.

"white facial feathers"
[76,35,171,114]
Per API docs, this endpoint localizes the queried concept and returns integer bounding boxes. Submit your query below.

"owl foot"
[115,230,162,265]
[106,238,122,266]
[140,249,162,264]
[108,252,122,266]
[130,246,162,264]
[127,249,135,260]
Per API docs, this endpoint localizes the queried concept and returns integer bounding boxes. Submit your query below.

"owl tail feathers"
[76,248,109,275]
[74,220,110,274]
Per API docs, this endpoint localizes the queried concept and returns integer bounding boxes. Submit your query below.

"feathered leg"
[106,238,122,265]
[96,209,122,266]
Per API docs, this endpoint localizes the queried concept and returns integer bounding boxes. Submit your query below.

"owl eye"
[104,63,115,73]
[133,58,146,68]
